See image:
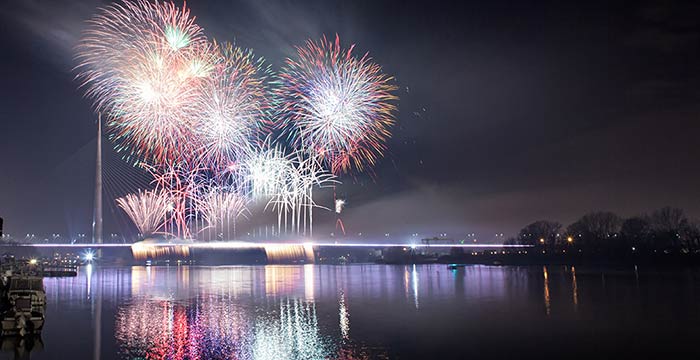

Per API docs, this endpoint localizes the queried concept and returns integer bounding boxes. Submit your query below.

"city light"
[83,250,95,262]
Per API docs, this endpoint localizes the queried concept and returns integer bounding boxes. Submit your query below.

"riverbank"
[379,251,700,266]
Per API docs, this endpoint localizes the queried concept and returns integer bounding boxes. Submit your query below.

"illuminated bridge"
[0,241,531,264]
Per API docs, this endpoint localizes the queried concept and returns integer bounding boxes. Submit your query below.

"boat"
[0,272,46,336]
[0,335,43,356]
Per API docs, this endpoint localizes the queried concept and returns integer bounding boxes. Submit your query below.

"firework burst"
[243,143,294,201]
[116,189,171,236]
[76,0,215,165]
[77,3,399,243]
[192,42,271,169]
[145,162,207,239]
[274,34,398,175]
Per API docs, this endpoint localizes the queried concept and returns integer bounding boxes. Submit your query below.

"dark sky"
[2,0,700,241]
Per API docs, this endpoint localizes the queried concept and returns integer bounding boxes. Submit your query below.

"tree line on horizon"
[503,207,700,253]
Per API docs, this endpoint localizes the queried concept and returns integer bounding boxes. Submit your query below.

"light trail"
[0,242,531,249]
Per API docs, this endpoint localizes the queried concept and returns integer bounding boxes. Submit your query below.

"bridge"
[0,241,532,264]
[0,241,529,249]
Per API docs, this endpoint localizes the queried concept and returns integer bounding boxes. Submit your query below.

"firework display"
[275,35,398,175]
[76,0,213,165]
[192,42,270,170]
[76,0,398,242]
[116,189,171,236]
[242,143,336,236]
[199,189,248,240]
[243,143,294,201]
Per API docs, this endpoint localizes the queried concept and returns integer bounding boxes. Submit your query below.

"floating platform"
[39,270,77,277]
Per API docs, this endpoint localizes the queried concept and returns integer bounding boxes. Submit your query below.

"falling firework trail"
[116,189,171,236]
[241,142,335,237]
[200,189,248,240]
[334,196,346,236]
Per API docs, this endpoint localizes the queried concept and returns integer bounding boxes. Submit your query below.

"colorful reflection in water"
[115,296,329,359]
[41,264,609,359]
[109,265,387,360]
[251,299,327,359]
[34,265,700,359]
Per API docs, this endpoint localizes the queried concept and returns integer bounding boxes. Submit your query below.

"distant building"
[0,217,3,237]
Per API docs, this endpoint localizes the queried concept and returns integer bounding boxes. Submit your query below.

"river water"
[2,264,700,359]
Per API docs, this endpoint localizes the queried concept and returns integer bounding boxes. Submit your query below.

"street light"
[83,250,95,263]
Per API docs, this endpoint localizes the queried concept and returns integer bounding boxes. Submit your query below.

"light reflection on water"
[94,265,389,360]
[543,265,550,316]
[28,264,700,359]
[115,266,332,359]
[115,295,330,359]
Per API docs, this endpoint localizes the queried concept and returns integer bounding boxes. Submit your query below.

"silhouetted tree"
[649,207,688,249]
[503,207,700,259]
[680,221,700,252]
[566,211,621,249]
[650,207,686,232]
[518,220,561,246]
[620,215,651,249]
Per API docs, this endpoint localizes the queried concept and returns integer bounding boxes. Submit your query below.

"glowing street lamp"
[83,250,95,263]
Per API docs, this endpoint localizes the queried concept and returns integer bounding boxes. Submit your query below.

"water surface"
[2,264,700,359]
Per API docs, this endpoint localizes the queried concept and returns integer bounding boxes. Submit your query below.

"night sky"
[2,0,700,241]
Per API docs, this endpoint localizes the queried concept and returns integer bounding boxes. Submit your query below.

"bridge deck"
[0,242,531,249]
